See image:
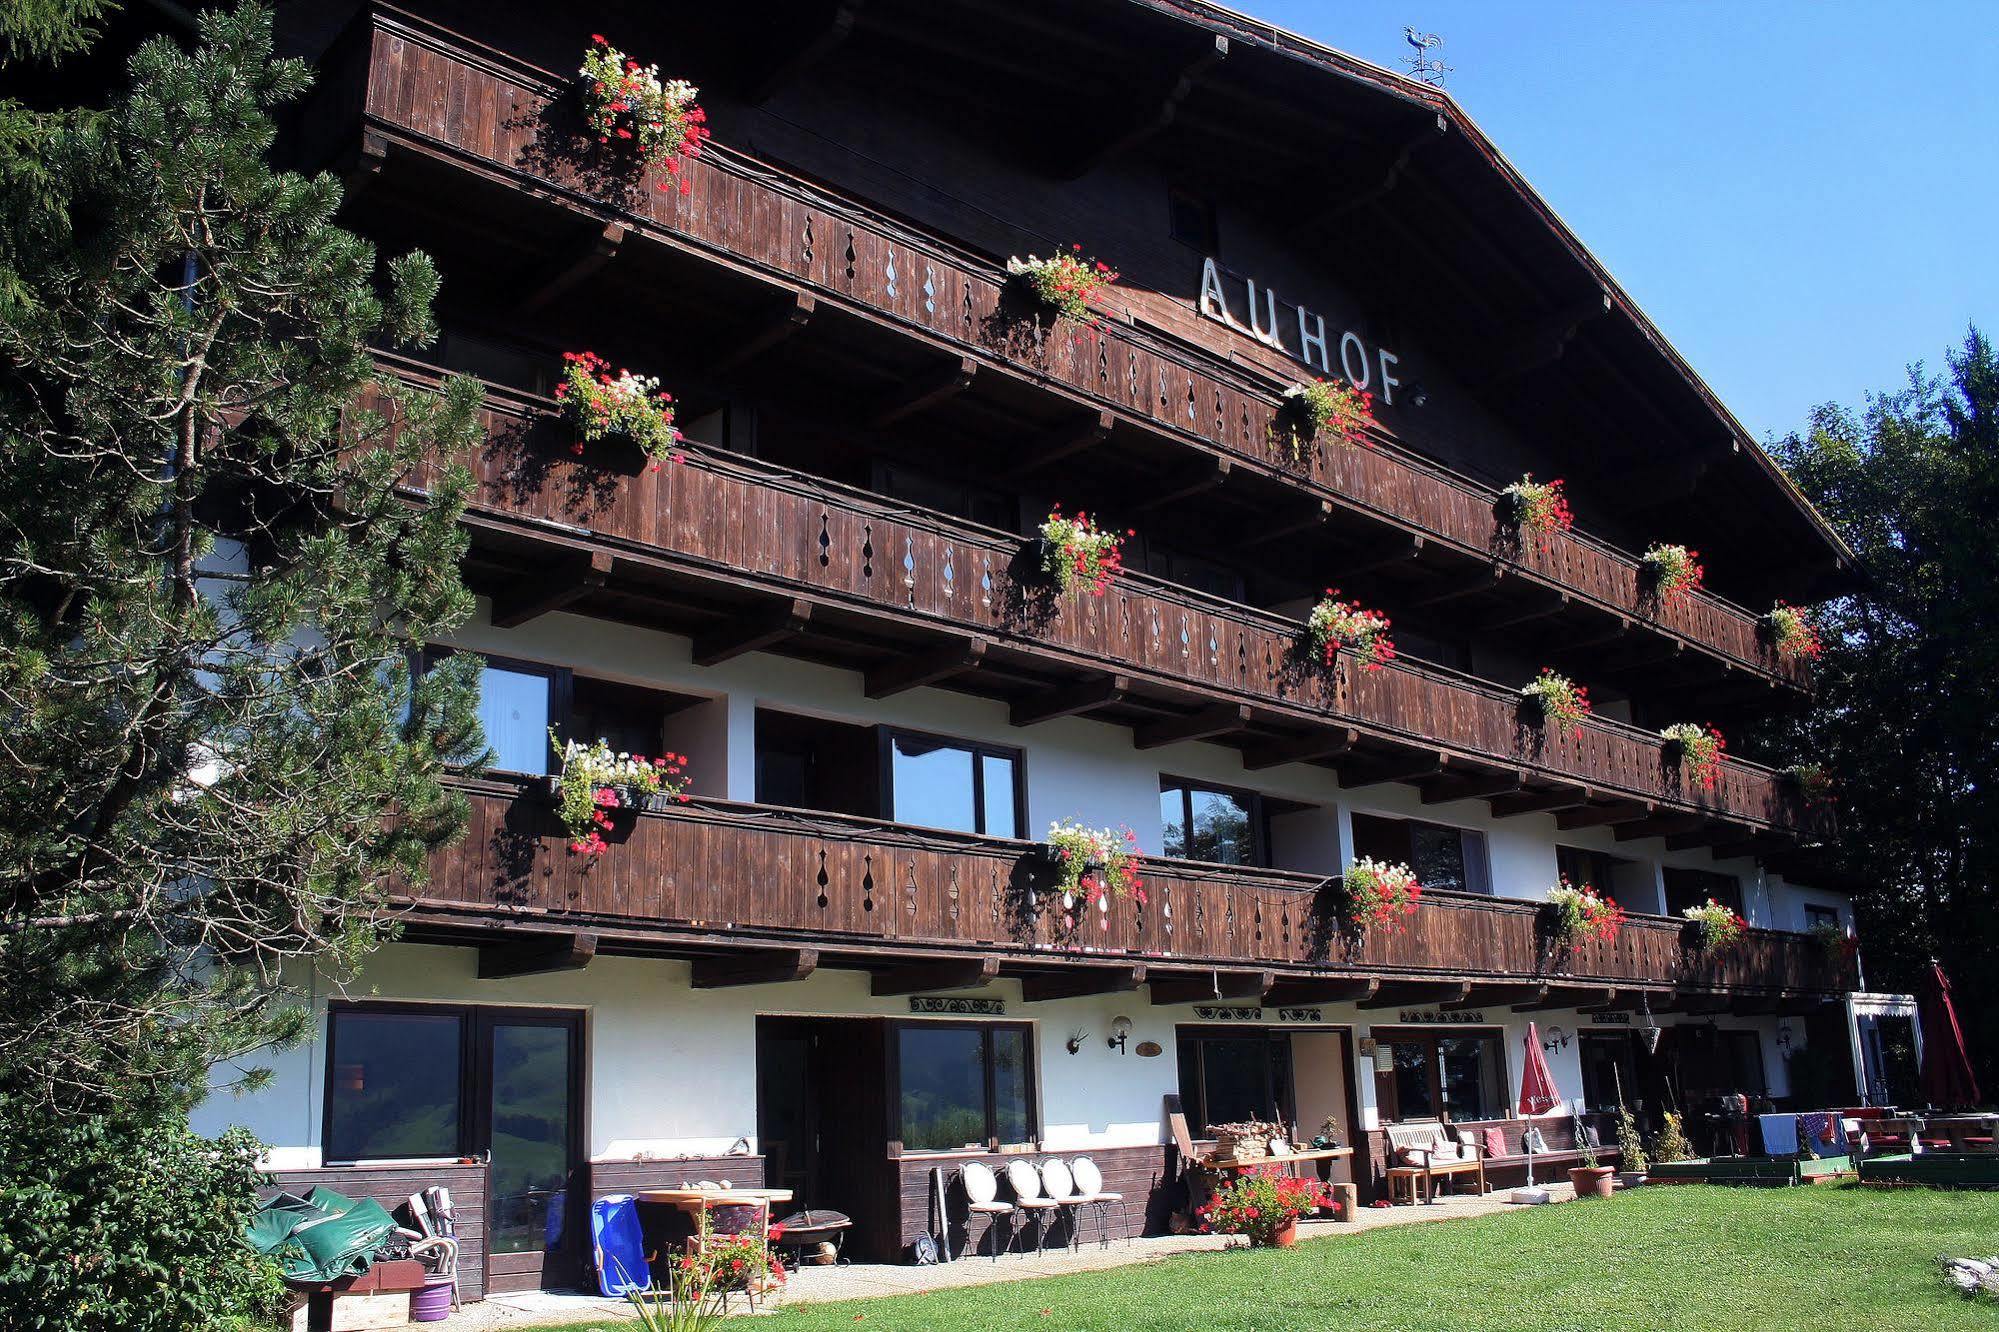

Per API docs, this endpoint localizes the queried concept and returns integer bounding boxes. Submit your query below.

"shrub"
[1650,1111,1694,1164]
[1197,1168,1330,1247]
[1615,1104,1649,1173]
[0,1113,287,1332]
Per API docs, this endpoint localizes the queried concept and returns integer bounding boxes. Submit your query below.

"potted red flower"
[1196,1167,1330,1248]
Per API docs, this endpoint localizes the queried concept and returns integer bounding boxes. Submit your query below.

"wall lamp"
[1108,1015,1133,1054]
[1542,1025,1570,1052]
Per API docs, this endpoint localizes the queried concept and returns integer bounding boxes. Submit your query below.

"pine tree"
[0,1,487,1117]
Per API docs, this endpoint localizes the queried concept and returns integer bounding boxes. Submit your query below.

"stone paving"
[442,1181,1581,1328]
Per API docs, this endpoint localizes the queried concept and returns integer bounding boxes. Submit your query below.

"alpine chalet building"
[197,0,1877,1295]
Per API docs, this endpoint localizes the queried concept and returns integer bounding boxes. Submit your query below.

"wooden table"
[1923,1115,1999,1151]
[1195,1147,1353,1177]
[636,1187,794,1226]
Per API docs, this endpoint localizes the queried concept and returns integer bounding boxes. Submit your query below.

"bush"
[0,1111,287,1332]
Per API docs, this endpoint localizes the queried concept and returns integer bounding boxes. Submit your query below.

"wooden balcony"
[373,364,1825,845]
[411,781,1852,1004]
[303,4,1807,694]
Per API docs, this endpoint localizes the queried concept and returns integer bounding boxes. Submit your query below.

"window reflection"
[888,732,1019,836]
[476,663,553,775]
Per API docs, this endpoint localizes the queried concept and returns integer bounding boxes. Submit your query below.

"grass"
[522,1186,1999,1332]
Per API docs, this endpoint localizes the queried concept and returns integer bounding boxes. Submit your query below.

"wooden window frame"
[878,726,1027,837]
[1158,775,1269,868]
[323,1000,474,1163]
[420,646,573,776]
[1351,812,1491,895]
[886,1019,1038,1151]
[1174,1026,1296,1135]
[1369,1026,1509,1124]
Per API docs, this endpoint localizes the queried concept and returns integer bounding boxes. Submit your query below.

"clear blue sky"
[1251,1,1999,442]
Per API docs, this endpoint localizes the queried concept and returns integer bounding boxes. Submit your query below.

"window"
[1556,845,1652,912]
[1804,904,1840,932]
[1167,187,1218,253]
[472,658,561,775]
[1176,1031,1294,1135]
[754,709,879,818]
[894,1023,1035,1150]
[1663,867,1742,918]
[873,461,1016,532]
[1373,1029,1507,1123]
[884,730,1021,837]
[1351,813,1491,895]
[1135,542,1246,603]
[1160,779,1263,866]
[325,1007,466,1161]
[569,674,668,760]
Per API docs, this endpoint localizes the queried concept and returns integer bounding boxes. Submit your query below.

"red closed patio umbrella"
[1920,960,1982,1110]
[1519,1022,1561,1115]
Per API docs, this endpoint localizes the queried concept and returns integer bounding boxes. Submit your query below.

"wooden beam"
[1057,34,1228,177]
[477,931,597,980]
[1675,989,1734,1016]
[1243,727,1358,771]
[690,598,813,667]
[515,222,626,317]
[866,356,975,428]
[1555,801,1656,830]
[1019,964,1147,1003]
[1000,409,1114,482]
[1468,591,1570,631]
[1421,768,1524,805]
[1133,702,1250,751]
[863,637,987,700]
[1614,813,1710,843]
[1451,983,1548,1010]
[703,290,816,378]
[1147,969,1274,1005]
[1407,568,1502,608]
[1338,533,1425,575]
[745,0,862,102]
[1290,119,1445,238]
[1564,615,1632,650]
[489,549,613,629]
[1665,823,1754,853]
[869,956,1000,997]
[1009,673,1129,727]
[1576,987,1661,1013]
[1340,751,1447,790]
[691,947,820,989]
[1712,834,1791,861]
[1237,499,1331,549]
[1474,289,1613,389]
[1520,986,1620,1012]
[1358,980,1474,1011]
[1489,786,1594,818]
[1265,977,1380,1007]
[1127,457,1229,515]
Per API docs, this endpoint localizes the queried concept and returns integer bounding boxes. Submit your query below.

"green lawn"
[541,1186,1999,1331]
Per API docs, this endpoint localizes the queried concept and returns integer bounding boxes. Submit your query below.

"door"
[756,1017,897,1260]
[1579,1031,1639,1113]
[478,1010,584,1293]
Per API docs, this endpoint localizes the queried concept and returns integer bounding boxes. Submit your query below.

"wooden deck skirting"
[369,369,1820,838]
[416,780,1849,999]
[306,3,1805,690]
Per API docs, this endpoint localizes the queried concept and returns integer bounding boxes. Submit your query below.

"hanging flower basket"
[1042,820,1145,932]
[1005,245,1119,324]
[1639,542,1705,605]
[1341,857,1421,934]
[1783,762,1835,808]
[1305,590,1395,671]
[1280,378,1375,454]
[1495,474,1573,547]
[1681,898,1747,950]
[556,351,683,470]
[550,733,690,856]
[1659,722,1726,789]
[1763,602,1824,661]
[1544,878,1625,947]
[1035,506,1127,595]
[1518,667,1592,738]
[579,35,708,192]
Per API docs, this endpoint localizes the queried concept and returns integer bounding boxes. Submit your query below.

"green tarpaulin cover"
[248,1186,401,1284]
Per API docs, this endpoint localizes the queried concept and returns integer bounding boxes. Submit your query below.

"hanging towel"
[1758,1112,1800,1156]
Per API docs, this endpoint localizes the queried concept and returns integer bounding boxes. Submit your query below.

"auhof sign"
[1198,258,1404,405]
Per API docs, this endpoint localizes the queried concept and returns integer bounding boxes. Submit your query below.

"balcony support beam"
[1407,567,1502,608]
[1147,969,1274,1006]
[744,1,863,103]
[869,956,1001,997]
[477,930,598,980]
[1054,34,1229,178]
[515,222,626,318]
[691,947,820,989]
[1451,982,1547,1010]
[1468,590,1570,631]
[1520,986,1621,1012]
[1556,800,1656,830]
[489,549,613,629]
[1134,703,1251,751]
[864,636,987,700]
[1128,457,1230,515]
[1614,813,1710,843]
[1665,822,1756,853]
[1237,499,1331,549]
[703,290,816,378]
[1243,727,1358,771]
[1422,768,1524,805]
[1339,533,1425,575]
[1264,978,1380,1007]
[866,356,976,428]
[1010,673,1129,728]
[1001,409,1114,482]
[1490,785,1594,818]
[1341,751,1448,791]
[1358,980,1474,1011]
[1675,989,1735,1016]
[1019,964,1147,1003]
[1576,987,1662,1013]
[691,598,813,667]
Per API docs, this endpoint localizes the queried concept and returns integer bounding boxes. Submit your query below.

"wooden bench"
[1384,1121,1487,1204]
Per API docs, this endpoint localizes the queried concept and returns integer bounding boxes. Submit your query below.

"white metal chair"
[1004,1159,1060,1254]
[1068,1156,1129,1248]
[959,1161,1014,1261]
[1038,1158,1081,1252]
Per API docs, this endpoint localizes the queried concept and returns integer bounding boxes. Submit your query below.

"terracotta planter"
[1569,1165,1615,1199]
[1262,1220,1300,1248]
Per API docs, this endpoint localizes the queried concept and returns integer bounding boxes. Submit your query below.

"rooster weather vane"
[1401,27,1451,88]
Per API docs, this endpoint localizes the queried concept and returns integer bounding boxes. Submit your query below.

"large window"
[1803,904,1841,932]
[1373,1029,1507,1123]
[1177,1031,1295,1135]
[1351,813,1491,895]
[894,1023,1034,1151]
[884,730,1021,837]
[1160,779,1263,866]
[1663,867,1742,918]
[471,657,562,775]
[325,1007,465,1161]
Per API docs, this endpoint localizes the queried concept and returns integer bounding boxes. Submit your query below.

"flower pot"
[1264,1220,1299,1248]
[1569,1165,1615,1199]
[1615,1171,1647,1189]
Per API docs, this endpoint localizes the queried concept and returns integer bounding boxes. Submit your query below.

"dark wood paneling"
[421,783,1852,997]
[269,1162,489,1301]
[313,3,1803,689]
[588,1155,767,1196]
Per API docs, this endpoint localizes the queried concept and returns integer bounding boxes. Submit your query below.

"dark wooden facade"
[268,1162,490,1300]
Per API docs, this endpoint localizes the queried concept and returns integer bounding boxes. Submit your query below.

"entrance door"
[1579,1031,1639,1112]
[478,1010,584,1293]
[756,1017,896,1259]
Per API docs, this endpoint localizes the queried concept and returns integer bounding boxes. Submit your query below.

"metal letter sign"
[1197,257,1402,403]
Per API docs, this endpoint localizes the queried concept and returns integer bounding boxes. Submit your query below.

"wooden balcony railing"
[309,3,1807,690]
[418,782,1852,998]
[373,367,1820,837]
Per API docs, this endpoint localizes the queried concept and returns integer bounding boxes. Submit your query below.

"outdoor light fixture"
[1776,1023,1794,1053]
[1635,992,1664,1055]
[1542,1025,1570,1052]
[1107,1015,1133,1054]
